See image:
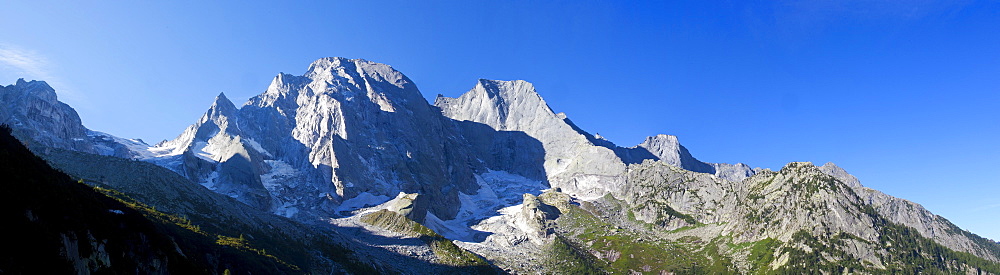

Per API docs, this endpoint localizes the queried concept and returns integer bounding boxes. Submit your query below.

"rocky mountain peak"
[780,161,818,172]
[635,134,714,174]
[206,92,237,119]
[304,57,413,93]
[818,162,862,188]
[639,134,680,151]
[206,91,237,120]
[188,92,241,142]
[476,79,539,99]
[262,73,303,97]
[7,78,58,103]
[155,91,244,155]
[436,79,555,131]
[0,79,92,153]
[646,133,677,142]
[213,91,233,107]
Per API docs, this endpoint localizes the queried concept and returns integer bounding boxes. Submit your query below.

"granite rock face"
[0,79,95,153]
[816,162,995,260]
[156,58,486,221]
[436,79,627,199]
[148,93,273,210]
[633,134,714,173]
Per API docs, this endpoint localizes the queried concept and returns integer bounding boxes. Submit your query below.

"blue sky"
[1,1,998,240]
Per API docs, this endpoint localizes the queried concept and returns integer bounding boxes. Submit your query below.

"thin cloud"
[972,203,1000,212]
[0,45,53,81]
[0,44,87,107]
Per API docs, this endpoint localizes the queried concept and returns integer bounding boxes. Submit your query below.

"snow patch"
[260,160,298,191]
[199,171,220,191]
[243,138,272,157]
[87,130,157,159]
[274,201,300,218]
[192,141,216,162]
[336,192,391,213]
[424,212,485,242]
[430,170,546,242]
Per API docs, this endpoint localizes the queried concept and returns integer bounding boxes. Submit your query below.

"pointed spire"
[210,92,237,112]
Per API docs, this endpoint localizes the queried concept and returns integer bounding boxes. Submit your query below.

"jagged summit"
[205,92,238,125]
[199,57,487,221]
[634,134,715,173]
[0,79,93,153]
[157,91,241,152]
[303,57,416,95]
[818,162,862,188]
[436,79,554,130]
[214,91,232,105]
[8,78,58,102]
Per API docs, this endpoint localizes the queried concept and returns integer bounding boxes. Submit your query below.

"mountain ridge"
[2,57,998,274]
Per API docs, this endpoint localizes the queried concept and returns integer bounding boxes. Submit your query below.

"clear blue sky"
[2,1,998,240]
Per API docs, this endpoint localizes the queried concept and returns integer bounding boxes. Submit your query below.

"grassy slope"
[360,209,494,270]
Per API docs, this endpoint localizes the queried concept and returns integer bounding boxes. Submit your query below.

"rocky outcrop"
[0,79,95,153]
[817,162,861,188]
[514,193,561,245]
[633,134,714,173]
[624,134,755,182]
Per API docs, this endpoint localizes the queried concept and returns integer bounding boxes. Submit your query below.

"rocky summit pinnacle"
[635,134,714,173]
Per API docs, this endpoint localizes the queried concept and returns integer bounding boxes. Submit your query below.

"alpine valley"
[2,57,999,274]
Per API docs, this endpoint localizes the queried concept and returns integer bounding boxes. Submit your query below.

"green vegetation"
[360,209,490,268]
[92,185,302,271]
[92,186,206,234]
[667,223,710,234]
[555,198,737,274]
[651,201,698,225]
[360,209,436,237]
[768,206,1000,274]
[874,219,1000,273]
[546,234,603,274]
[740,238,779,273]
[944,218,1000,260]
[773,230,867,274]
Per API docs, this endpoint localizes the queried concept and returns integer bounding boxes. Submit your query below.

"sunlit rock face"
[192,57,484,221]
[436,79,626,199]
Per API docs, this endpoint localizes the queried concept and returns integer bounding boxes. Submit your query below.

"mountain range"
[2,57,998,274]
